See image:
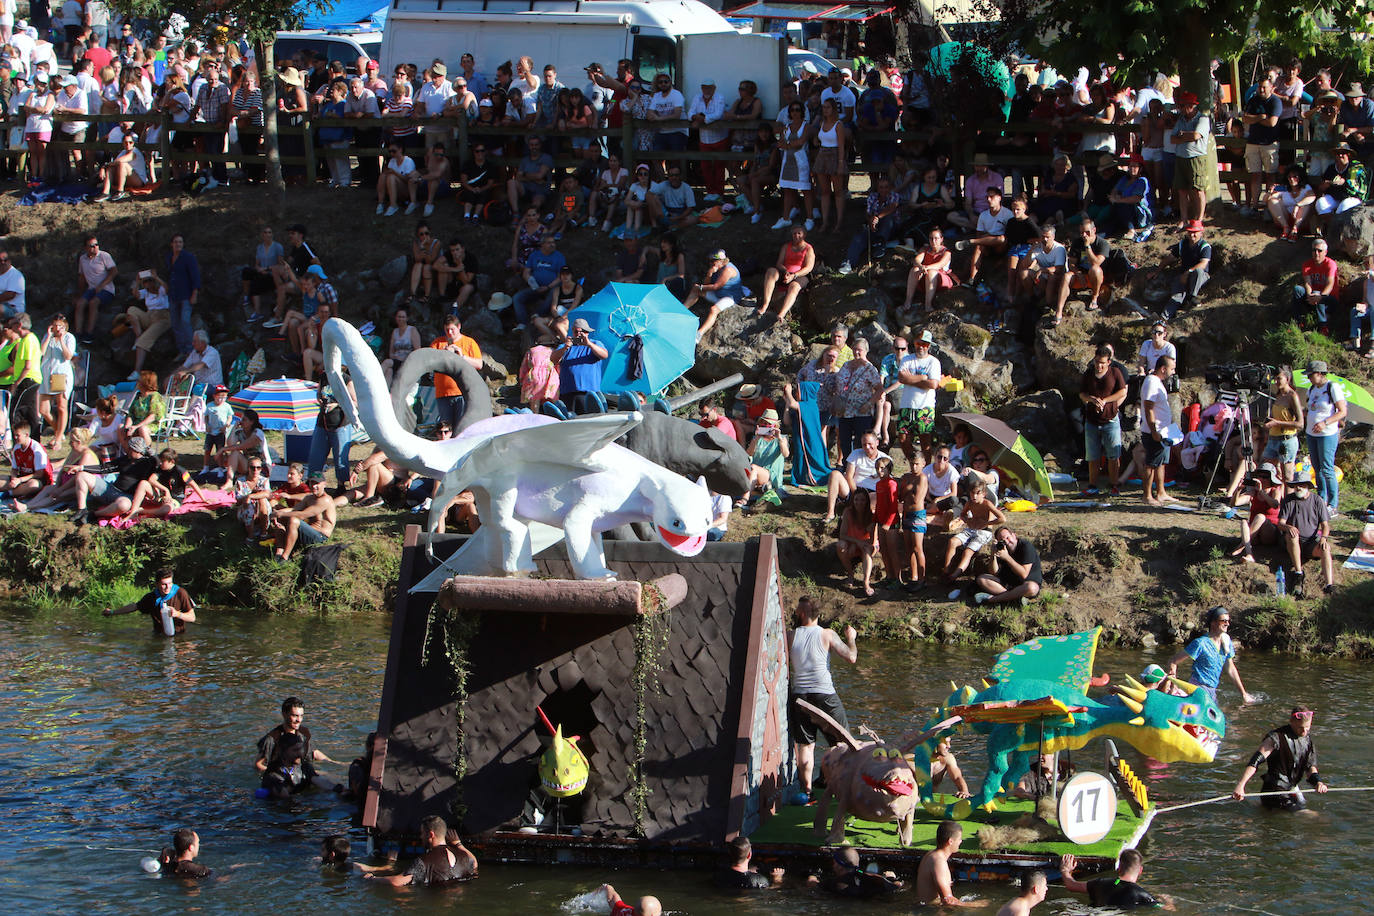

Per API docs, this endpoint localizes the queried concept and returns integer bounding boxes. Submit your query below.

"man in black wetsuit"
[1060,849,1167,908]
[254,696,341,793]
[362,815,477,886]
[715,837,783,890]
[810,846,902,897]
[159,827,212,879]
[1233,705,1328,811]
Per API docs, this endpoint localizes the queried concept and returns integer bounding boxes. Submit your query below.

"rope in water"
[1154,785,1374,814]
[1169,892,1286,916]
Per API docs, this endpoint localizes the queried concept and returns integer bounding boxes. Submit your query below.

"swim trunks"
[896,406,935,436]
[902,508,928,534]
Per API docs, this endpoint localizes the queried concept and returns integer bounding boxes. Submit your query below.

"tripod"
[1196,387,1267,510]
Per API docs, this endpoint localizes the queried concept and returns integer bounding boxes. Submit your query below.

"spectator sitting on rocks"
[505,134,553,217]
[433,240,477,314]
[1313,144,1366,232]
[1000,195,1041,306]
[1291,238,1339,334]
[758,226,815,322]
[685,249,744,342]
[457,142,500,224]
[530,266,584,343]
[284,266,337,357]
[1266,164,1316,240]
[1278,469,1334,596]
[0,421,53,502]
[381,306,422,387]
[974,526,1043,606]
[1058,218,1110,323]
[242,226,283,322]
[900,227,955,317]
[1159,220,1211,320]
[267,224,320,330]
[947,153,1003,231]
[1104,154,1152,241]
[1031,153,1079,226]
[956,185,1011,288]
[301,302,333,380]
[376,141,418,216]
[623,164,662,238]
[408,220,442,301]
[548,174,587,237]
[72,233,117,345]
[824,431,888,524]
[837,175,901,275]
[1230,463,1284,562]
[1135,322,1176,377]
[512,234,566,331]
[587,153,630,231]
[124,269,171,379]
[272,472,336,562]
[652,164,699,230]
[172,330,223,389]
[941,480,1004,584]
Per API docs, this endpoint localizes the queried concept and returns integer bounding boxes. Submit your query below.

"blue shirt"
[164,249,201,303]
[525,249,566,288]
[558,343,603,394]
[1184,633,1234,689]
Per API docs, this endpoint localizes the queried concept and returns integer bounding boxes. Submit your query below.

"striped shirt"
[195,81,231,123]
[232,86,263,126]
[385,95,415,136]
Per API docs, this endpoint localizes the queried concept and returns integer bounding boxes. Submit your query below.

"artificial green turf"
[750,795,1146,859]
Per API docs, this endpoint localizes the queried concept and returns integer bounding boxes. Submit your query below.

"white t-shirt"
[1031,242,1066,270]
[819,85,856,117]
[1139,373,1172,433]
[976,206,1012,236]
[386,155,417,178]
[0,265,26,312]
[1306,378,1347,437]
[923,462,959,499]
[648,88,687,135]
[137,287,169,311]
[897,352,941,410]
[1137,339,1176,372]
[844,447,889,490]
[415,79,455,119]
[56,87,88,134]
[182,344,223,387]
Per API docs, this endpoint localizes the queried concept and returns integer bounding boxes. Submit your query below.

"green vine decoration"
[422,604,480,826]
[629,583,671,836]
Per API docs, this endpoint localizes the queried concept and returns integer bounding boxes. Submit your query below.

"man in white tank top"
[787,597,857,804]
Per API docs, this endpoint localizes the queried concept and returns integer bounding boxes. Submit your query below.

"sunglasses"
[894,345,907,351]
[1292,711,1314,719]
[417,230,430,236]
[249,464,263,470]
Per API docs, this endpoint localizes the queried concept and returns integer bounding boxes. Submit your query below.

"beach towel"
[96,488,236,528]
[1342,546,1374,572]
[18,182,97,206]
[789,379,831,487]
[696,205,729,228]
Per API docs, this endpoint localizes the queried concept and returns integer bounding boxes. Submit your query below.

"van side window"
[632,35,675,86]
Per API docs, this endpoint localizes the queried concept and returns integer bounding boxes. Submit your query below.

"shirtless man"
[915,820,986,907]
[897,457,929,592]
[271,472,337,562]
[929,736,972,798]
[942,482,1006,583]
[601,884,662,916]
[996,870,1047,916]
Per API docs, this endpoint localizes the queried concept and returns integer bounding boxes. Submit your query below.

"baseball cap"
[710,249,728,261]
[127,436,151,455]
[431,62,447,77]
[918,330,935,344]
[1306,359,1329,374]
[366,59,379,71]
[306,264,328,280]
[571,317,592,332]
[1140,664,1166,684]
[308,471,327,483]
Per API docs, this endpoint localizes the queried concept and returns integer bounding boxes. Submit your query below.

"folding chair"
[69,350,95,431]
[155,375,200,444]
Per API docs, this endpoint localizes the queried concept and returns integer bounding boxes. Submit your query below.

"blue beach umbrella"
[572,283,698,396]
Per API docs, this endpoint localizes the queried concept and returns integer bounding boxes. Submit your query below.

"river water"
[0,601,1364,915]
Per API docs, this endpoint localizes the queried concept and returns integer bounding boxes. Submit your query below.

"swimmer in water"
[807,846,902,897]
[321,835,352,873]
[601,883,662,916]
[159,827,212,879]
[1061,850,1170,908]
[915,820,987,907]
[995,870,1047,915]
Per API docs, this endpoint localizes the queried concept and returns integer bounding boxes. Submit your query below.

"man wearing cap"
[1313,144,1366,228]
[688,78,728,201]
[1169,93,1207,225]
[1230,462,1284,562]
[1159,219,1210,319]
[1233,705,1328,810]
[1292,238,1340,333]
[685,249,743,342]
[1303,359,1347,513]
[1240,76,1282,214]
[820,67,856,125]
[895,330,941,463]
[415,60,456,149]
[551,317,608,414]
[948,153,1003,230]
[1278,468,1336,596]
[268,223,319,328]
[1337,82,1374,159]
[125,268,171,378]
[53,73,89,180]
[272,471,337,562]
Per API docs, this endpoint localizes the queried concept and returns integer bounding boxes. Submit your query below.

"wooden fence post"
[623,117,635,163]
[303,112,317,185]
[159,110,172,175]
[456,112,469,163]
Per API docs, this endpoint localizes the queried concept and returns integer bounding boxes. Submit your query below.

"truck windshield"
[632,35,675,86]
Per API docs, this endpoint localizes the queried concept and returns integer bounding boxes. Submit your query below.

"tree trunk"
[256,40,286,204]
[1175,18,1219,203]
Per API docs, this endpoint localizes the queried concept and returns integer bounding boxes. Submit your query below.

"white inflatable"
[321,319,713,590]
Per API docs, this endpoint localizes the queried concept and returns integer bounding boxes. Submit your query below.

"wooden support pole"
[438,573,687,617]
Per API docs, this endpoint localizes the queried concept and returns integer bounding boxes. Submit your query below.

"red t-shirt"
[1302,257,1340,297]
[701,414,739,443]
[874,477,899,527]
[85,46,115,73]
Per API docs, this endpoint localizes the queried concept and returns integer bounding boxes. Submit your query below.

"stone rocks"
[379,255,409,290]
[691,305,797,383]
[922,311,1031,409]
[1330,205,1374,261]
[988,389,1073,464]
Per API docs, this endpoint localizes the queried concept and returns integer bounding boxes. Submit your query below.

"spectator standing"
[832,337,882,459]
[1139,354,1176,506]
[344,76,382,185]
[430,314,483,428]
[308,369,355,493]
[0,249,25,318]
[36,314,75,450]
[317,79,353,190]
[190,59,230,183]
[688,78,728,201]
[1240,77,1282,214]
[646,72,687,168]
[854,68,898,176]
[895,330,941,464]
[811,98,849,233]
[1079,345,1127,495]
[164,233,200,358]
[415,61,455,150]
[774,102,813,230]
[1303,359,1346,512]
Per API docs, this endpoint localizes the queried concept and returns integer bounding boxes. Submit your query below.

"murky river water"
[0,602,1364,914]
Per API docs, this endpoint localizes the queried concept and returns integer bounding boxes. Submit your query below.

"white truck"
[379,0,788,105]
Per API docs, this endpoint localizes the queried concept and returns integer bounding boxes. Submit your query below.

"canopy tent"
[724,0,895,21]
[294,0,387,30]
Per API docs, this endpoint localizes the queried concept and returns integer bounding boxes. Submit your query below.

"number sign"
[1057,771,1118,845]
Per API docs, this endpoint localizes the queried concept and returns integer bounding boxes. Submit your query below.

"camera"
[1165,374,1180,394]
[1204,363,1274,391]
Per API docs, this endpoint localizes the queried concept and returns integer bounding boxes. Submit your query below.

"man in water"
[1233,705,1328,811]
[996,870,1047,915]
[808,846,902,896]
[1167,605,1253,703]
[601,883,662,916]
[715,836,783,890]
[787,596,858,804]
[254,696,341,792]
[1060,850,1168,908]
[362,814,476,885]
[159,827,212,879]
[915,820,986,907]
[102,567,197,636]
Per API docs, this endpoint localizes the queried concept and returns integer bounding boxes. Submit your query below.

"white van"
[380,0,786,105]
[275,29,384,74]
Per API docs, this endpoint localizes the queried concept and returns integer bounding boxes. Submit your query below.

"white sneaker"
[601,220,612,232]
[384,205,399,216]
[837,261,853,275]
[404,202,418,215]
[423,203,434,217]
[804,218,815,231]
[751,212,762,224]
[770,218,791,230]
[263,318,284,329]
[127,370,140,381]
[375,203,384,215]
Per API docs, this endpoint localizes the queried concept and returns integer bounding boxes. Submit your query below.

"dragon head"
[538,725,589,798]
[1113,676,1226,763]
[649,477,713,557]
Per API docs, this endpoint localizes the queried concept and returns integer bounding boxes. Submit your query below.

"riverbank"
[4,493,1370,656]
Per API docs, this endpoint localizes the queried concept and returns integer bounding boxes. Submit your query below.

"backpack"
[1104,248,1136,285]
[483,199,513,227]
[298,543,345,587]
[1120,373,1145,432]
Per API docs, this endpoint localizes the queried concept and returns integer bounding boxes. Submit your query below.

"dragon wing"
[988,627,1102,694]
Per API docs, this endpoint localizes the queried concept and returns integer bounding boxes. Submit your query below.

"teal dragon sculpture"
[910,628,1226,812]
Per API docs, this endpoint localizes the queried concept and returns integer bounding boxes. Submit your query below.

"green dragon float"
[910,628,1226,812]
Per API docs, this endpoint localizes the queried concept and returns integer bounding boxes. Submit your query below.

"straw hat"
[277,66,303,86]
[487,291,513,312]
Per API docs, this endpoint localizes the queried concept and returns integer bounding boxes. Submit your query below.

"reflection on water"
[0,603,1366,914]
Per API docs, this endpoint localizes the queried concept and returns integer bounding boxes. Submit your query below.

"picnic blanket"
[96,488,235,528]
[1342,546,1374,572]
[18,182,97,206]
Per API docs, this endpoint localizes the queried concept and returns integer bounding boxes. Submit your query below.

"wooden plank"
[436,572,688,617]
[725,535,775,842]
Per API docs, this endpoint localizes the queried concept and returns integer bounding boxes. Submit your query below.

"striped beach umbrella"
[229,376,319,431]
